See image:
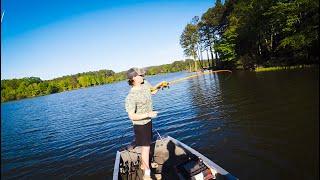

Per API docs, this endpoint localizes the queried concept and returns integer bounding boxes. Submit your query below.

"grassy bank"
[255,65,317,72]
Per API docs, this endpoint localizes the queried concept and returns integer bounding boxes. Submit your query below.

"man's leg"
[141,146,150,170]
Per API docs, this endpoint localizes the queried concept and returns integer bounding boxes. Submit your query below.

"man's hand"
[128,111,158,121]
[147,111,158,118]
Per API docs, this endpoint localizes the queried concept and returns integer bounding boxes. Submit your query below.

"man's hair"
[128,79,134,86]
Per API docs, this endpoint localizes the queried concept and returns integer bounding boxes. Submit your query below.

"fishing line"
[169,70,232,85]
[151,69,233,92]
[153,128,163,141]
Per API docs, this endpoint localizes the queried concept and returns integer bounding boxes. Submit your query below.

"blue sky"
[1,0,215,80]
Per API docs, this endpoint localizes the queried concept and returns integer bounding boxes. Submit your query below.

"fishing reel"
[160,81,170,89]
[156,81,170,90]
[150,81,170,93]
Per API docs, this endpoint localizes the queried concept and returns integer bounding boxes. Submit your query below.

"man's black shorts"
[133,121,153,146]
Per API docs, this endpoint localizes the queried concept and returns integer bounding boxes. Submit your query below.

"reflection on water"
[1,68,318,179]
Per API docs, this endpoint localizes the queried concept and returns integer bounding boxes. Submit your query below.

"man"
[125,67,167,180]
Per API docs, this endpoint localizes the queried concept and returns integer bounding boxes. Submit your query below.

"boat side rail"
[167,136,238,180]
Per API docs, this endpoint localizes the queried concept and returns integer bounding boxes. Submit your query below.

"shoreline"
[2,65,318,104]
[254,65,318,72]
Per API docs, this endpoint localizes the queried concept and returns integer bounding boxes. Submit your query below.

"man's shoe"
[143,175,152,180]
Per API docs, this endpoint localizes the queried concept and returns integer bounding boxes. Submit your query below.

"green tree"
[180,17,201,71]
[46,83,59,94]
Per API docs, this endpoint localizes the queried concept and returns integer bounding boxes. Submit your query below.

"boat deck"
[119,138,191,179]
[114,136,237,180]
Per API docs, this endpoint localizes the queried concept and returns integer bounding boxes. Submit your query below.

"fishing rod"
[150,69,232,92]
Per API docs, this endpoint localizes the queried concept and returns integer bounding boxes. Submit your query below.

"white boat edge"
[167,136,238,179]
[113,151,121,180]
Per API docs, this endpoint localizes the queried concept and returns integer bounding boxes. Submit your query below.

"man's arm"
[150,81,169,95]
[128,111,158,121]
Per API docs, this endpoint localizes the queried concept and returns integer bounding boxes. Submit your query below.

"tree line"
[1,60,198,102]
[180,0,319,70]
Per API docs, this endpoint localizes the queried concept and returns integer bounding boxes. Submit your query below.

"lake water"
[1,68,319,179]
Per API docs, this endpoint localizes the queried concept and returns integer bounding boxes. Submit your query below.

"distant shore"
[2,64,318,103]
